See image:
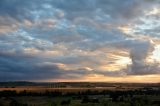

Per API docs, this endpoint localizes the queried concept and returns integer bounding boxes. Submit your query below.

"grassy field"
[0,82,159,106]
[0,86,144,93]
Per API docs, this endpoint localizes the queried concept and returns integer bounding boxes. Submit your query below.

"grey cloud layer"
[0,0,147,25]
[0,0,160,81]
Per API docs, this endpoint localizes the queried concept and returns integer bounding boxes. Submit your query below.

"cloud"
[0,50,90,81]
[0,0,160,82]
[126,40,160,75]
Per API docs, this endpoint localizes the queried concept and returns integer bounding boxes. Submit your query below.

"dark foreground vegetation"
[0,88,160,106]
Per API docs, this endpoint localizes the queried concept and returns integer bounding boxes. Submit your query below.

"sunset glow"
[0,0,160,82]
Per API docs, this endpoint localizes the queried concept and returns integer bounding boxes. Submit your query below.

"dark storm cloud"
[0,50,90,81]
[0,38,93,81]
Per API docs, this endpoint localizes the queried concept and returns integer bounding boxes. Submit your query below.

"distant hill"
[0,81,37,87]
[0,81,159,88]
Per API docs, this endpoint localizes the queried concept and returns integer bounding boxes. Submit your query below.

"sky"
[0,0,160,83]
